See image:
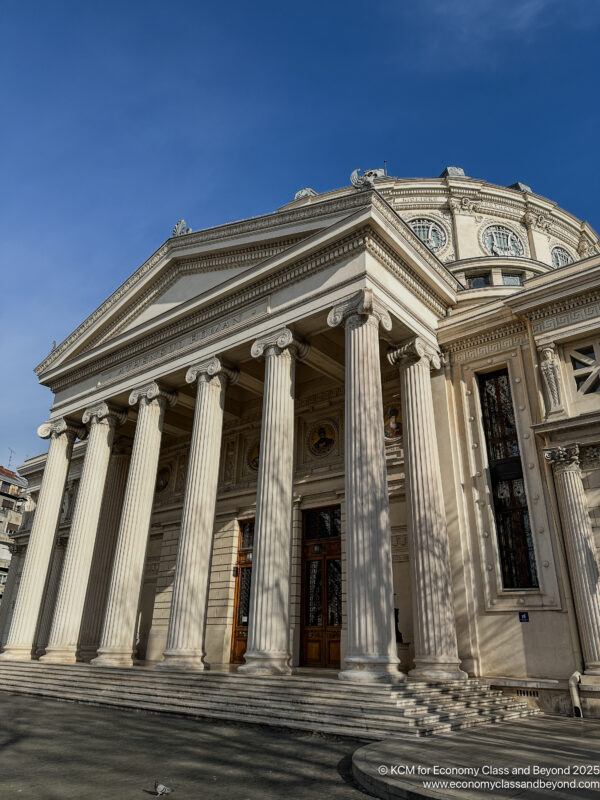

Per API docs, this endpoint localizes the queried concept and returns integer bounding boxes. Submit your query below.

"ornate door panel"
[300,506,342,669]
[230,519,254,664]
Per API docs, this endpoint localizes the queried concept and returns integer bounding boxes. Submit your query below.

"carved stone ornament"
[387,336,442,371]
[578,233,598,258]
[82,401,128,428]
[327,289,392,331]
[537,343,563,416]
[128,381,178,408]
[449,194,480,216]
[544,443,580,471]
[582,445,600,469]
[37,417,86,441]
[525,210,552,233]
[294,187,318,201]
[186,356,239,387]
[350,168,379,190]
[172,219,192,237]
[250,327,310,360]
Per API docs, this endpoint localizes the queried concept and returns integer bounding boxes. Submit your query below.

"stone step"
[0,662,538,740]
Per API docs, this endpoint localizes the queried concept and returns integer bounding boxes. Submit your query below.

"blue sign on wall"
[519,611,529,623]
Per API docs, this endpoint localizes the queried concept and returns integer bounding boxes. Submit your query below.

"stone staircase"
[0,661,539,740]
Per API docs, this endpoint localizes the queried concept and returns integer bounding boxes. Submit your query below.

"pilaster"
[389,336,466,681]
[329,289,401,682]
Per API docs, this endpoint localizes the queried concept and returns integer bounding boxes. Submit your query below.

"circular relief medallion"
[155,465,171,493]
[408,217,447,253]
[247,442,260,471]
[551,246,573,268]
[308,423,336,457]
[384,406,402,440]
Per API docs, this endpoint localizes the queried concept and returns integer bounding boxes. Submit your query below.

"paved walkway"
[353,715,600,799]
[0,693,371,799]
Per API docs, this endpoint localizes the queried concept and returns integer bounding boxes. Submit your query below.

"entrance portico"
[0,189,466,682]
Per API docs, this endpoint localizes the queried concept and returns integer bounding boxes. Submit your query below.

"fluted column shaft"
[329,290,400,682]
[93,383,177,667]
[42,403,127,663]
[238,328,306,675]
[0,418,83,661]
[0,546,26,648]
[34,538,67,656]
[160,358,238,670]
[78,449,131,661]
[389,337,466,681]
[545,445,600,675]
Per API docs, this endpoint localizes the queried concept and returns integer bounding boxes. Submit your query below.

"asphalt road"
[0,692,372,799]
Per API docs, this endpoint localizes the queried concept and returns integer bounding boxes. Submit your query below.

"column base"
[338,655,404,684]
[0,646,35,662]
[77,646,98,663]
[237,651,292,676]
[409,656,468,682]
[91,649,134,668]
[156,650,209,672]
[40,646,78,664]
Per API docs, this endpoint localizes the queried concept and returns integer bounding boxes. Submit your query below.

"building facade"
[0,466,27,604]
[2,168,600,712]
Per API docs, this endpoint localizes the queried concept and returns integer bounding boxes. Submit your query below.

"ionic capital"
[186,357,240,387]
[251,327,310,360]
[129,382,178,409]
[37,417,87,442]
[327,289,392,331]
[82,402,128,429]
[387,337,441,371]
[544,444,580,472]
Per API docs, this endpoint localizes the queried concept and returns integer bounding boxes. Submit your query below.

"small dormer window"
[551,247,573,268]
[483,225,524,257]
[408,218,447,252]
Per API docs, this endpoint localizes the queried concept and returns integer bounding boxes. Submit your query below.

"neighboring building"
[1,167,600,716]
[0,466,27,603]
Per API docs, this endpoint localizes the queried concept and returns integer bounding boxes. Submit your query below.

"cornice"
[35,190,378,378]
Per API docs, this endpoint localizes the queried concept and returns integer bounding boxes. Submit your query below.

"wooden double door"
[230,506,342,669]
[300,505,342,669]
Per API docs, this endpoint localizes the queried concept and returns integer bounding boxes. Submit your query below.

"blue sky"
[1,0,599,469]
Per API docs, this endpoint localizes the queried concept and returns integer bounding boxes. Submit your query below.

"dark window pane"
[305,560,322,626]
[478,369,538,589]
[237,567,252,626]
[466,273,491,289]
[304,506,341,541]
[327,559,342,627]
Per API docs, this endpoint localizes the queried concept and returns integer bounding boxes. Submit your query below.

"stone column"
[78,444,131,661]
[0,545,26,647]
[0,418,84,661]
[328,289,400,682]
[159,357,238,670]
[34,536,67,657]
[42,403,127,663]
[238,328,308,675]
[388,337,466,681]
[545,444,600,676]
[92,382,177,667]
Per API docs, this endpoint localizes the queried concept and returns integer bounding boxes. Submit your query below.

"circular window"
[408,218,447,252]
[551,246,573,268]
[482,225,524,257]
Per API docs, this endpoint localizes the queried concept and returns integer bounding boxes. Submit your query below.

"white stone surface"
[0,419,83,661]
[159,358,238,670]
[92,384,176,667]
[42,404,126,663]
[238,328,308,675]
[329,290,401,682]
[389,337,467,681]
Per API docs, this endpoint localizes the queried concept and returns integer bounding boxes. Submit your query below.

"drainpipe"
[569,671,583,718]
